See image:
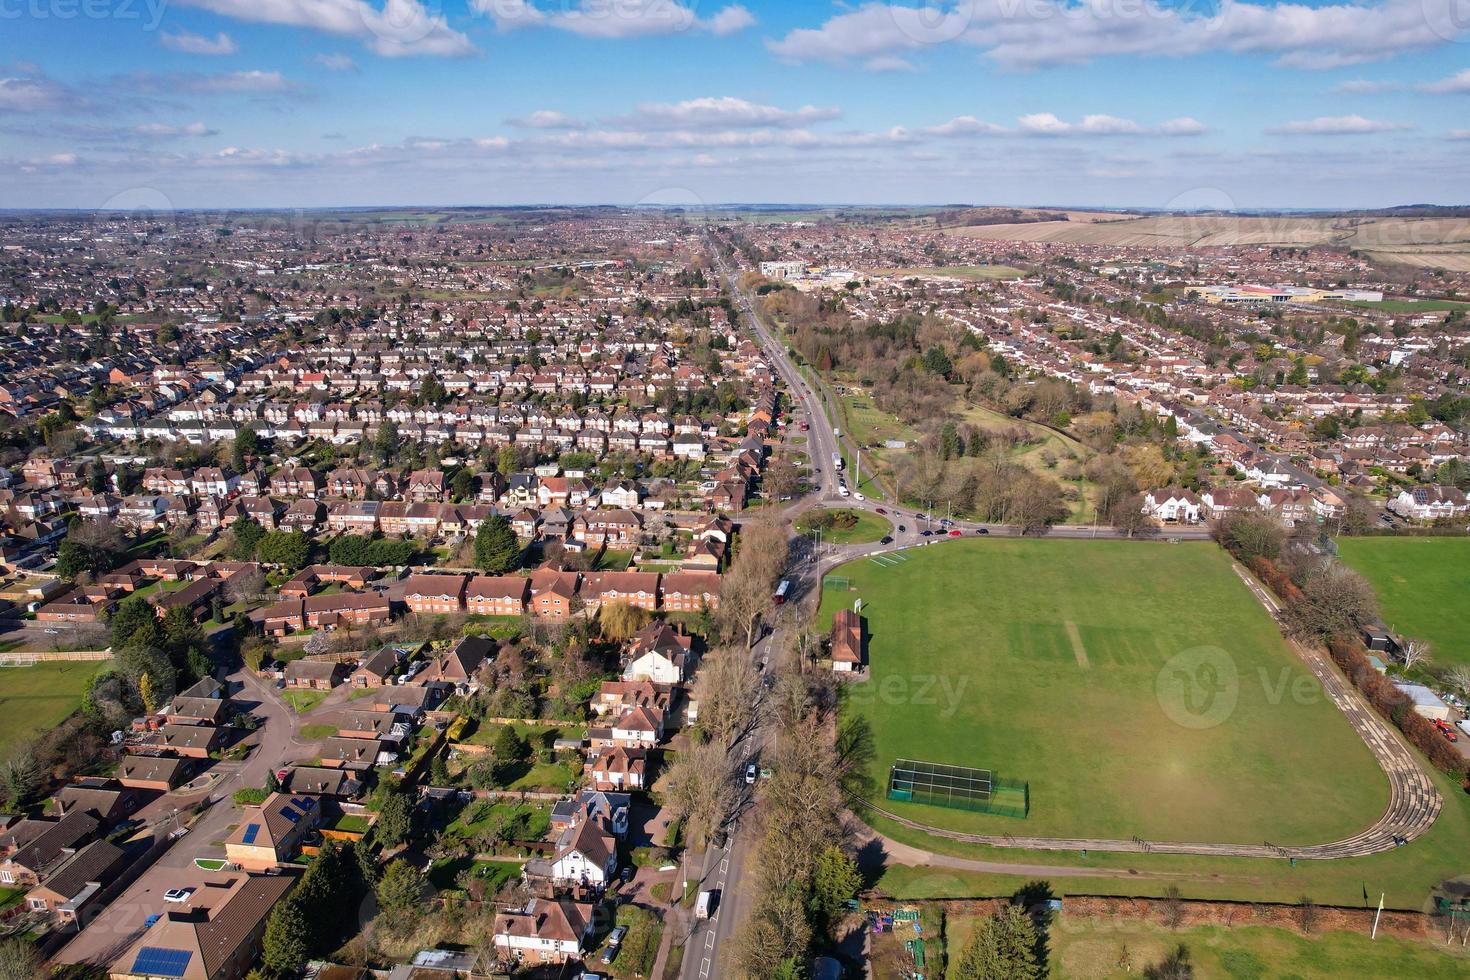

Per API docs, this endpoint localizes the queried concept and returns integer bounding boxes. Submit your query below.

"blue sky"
[1,0,1468,208]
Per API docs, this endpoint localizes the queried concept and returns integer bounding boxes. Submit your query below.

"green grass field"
[824,539,1388,844]
[796,508,892,544]
[0,662,99,759]
[1337,537,1470,666]
[951,917,1470,979]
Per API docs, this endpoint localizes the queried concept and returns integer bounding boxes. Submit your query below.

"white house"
[1141,488,1201,524]
[1388,486,1469,523]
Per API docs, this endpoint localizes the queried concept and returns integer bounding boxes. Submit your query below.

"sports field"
[822,539,1388,844]
[975,917,1470,980]
[1337,537,1470,667]
[0,661,97,759]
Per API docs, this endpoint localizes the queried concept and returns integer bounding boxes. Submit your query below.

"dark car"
[974,527,990,535]
[896,525,907,533]
[879,535,893,545]
[919,530,933,537]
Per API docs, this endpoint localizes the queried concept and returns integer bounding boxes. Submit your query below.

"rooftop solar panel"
[280,807,300,823]
[130,946,193,978]
[241,822,260,844]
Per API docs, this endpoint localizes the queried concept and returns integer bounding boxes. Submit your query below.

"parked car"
[875,507,887,514]
[745,762,758,784]
[163,888,193,904]
[974,527,990,535]
[897,525,906,533]
[948,529,962,537]
[879,536,893,545]
[854,492,866,502]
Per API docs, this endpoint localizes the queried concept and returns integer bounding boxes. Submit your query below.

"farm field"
[1336,537,1470,667]
[947,917,1470,980]
[947,214,1470,270]
[0,662,97,758]
[822,539,1388,844]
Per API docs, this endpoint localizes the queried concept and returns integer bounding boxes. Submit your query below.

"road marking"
[720,858,728,873]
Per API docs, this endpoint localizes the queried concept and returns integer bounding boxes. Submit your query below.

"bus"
[772,579,791,605]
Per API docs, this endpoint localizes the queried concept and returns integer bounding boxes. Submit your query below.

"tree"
[954,905,1041,980]
[376,790,412,848]
[1144,944,1194,980]
[329,533,374,566]
[233,427,260,469]
[694,648,762,747]
[0,936,43,980]
[374,420,400,460]
[261,897,312,975]
[599,600,650,643]
[1447,664,1470,695]
[1212,508,1286,563]
[109,594,160,649]
[1286,560,1378,642]
[257,530,311,571]
[375,859,424,916]
[139,672,158,714]
[662,739,737,847]
[1400,638,1432,671]
[473,515,521,573]
[809,846,862,930]
[923,346,953,377]
[229,517,265,560]
[225,566,266,605]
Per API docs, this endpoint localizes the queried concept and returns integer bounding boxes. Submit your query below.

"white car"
[853,493,865,502]
[838,487,850,497]
[163,888,194,904]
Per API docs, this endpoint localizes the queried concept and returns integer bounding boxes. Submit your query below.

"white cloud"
[1334,79,1402,94]
[135,121,220,138]
[1420,69,1470,94]
[1268,115,1414,134]
[0,66,78,112]
[161,31,239,56]
[1016,113,1157,136]
[620,96,841,129]
[481,0,755,39]
[174,0,476,57]
[506,109,586,129]
[315,52,359,71]
[1444,129,1470,140]
[122,70,297,94]
[923,115,1007,137]
[767,0,1465,72]
[1159,117,1208,135]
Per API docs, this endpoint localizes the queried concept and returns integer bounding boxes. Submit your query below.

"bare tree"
[662,739,737,847]
[1447,664,1470,695]
[225,566,267,605]
[1401,638,1433,671]
[693,648,763,747]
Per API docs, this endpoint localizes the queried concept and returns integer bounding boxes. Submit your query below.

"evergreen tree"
[474,515,521,573]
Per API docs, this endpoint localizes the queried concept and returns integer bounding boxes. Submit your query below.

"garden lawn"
[282,689,328,713]
[823,539,1388,844]
[796,508,892,545]
[0,662,98,758]
[1336,537,1470,667]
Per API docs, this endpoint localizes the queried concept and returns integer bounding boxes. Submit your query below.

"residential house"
[224,794,321,871]
[110,873,295,980]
